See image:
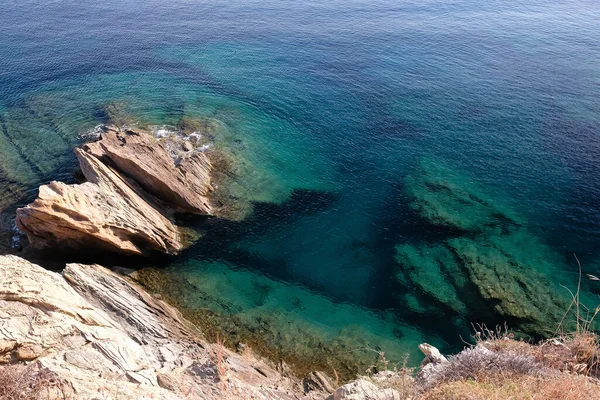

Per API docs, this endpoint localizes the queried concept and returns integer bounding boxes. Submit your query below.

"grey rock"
[0,255,322,400]
[327,379,402,400]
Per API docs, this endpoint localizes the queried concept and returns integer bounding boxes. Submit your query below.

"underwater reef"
[395,158,593,337]
[135,260,425,381]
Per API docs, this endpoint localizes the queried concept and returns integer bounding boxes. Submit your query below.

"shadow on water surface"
[171,189,342,283]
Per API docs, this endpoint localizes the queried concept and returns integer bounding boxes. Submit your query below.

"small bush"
[421,345,545,390]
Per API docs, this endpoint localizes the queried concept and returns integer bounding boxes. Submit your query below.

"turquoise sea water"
[1,0,600,371]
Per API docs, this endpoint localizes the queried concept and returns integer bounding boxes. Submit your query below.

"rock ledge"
[16,127,214,255]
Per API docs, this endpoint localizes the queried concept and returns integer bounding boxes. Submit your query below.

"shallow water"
[1,0,600,373]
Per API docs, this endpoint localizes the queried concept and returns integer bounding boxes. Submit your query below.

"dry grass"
[0,364,71,400]
[211,334,228,395]
[415,309,600,399]
[532,333,600,376]
[421,374,600,400]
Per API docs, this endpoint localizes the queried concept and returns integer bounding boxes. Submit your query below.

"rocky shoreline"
[0,125,415,399]
[0,255,424,400]
[0,255,327,399]
[3,124,600,399]
[15,126,217,256]
[3,254,599,400]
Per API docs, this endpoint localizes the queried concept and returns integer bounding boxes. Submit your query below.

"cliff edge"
[0,255,326,399]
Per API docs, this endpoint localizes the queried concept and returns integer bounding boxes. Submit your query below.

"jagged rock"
[304,371,337,394]
[16,147,182,255]
[157,372,180,391]
[15,126,219,255]
[417,343,448,388]
[0,255,321,399]
[15,343,43,361]
[182,141,194,152]
[418,343,448,365]
[84,127,213,215]
[326,379,402,400]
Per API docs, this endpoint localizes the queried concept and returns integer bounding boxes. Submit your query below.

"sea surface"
[1,0,600,373]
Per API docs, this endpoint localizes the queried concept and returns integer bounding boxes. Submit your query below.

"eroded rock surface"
[15,127,217,255]
[327,379,402,400]
[16,148,181,255]
[0,255,324,399]
[84,127,213,215]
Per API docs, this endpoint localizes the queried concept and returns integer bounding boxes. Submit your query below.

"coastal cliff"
[0,255,327,399]
[2,254,599,400]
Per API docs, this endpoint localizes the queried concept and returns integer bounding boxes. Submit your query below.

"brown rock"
[157,372,180,391]
[16,148,181,255]
[15,343,43,361]
[182,141,194,152]
[84,128,213,215]
[0,339,17,354]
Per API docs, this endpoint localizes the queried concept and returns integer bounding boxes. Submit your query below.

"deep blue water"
[1,0,600,370]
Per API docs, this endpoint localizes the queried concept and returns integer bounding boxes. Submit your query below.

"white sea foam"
[150,126,213,154]
[153,125,179,139]
[186,132,203,142]
[10,220,22,249]
[78,124,104,141]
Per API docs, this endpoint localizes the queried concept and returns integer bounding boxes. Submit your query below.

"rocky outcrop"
[0,255,325,399]
[16,147,181,255]
[84,128,213,215]
[418,343,448,365]
[326,372,409,400]
[16,127,214,255]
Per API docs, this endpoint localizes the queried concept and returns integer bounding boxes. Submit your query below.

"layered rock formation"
[16,127,214,255]
[83,128,213,215]
[0,255,325,399]
[395,158,574,336]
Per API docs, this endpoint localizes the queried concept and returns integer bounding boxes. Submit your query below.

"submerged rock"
[395,243,468,314]
[404,158,522,232]
[447,227,569,333]
[396,158,575,336]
